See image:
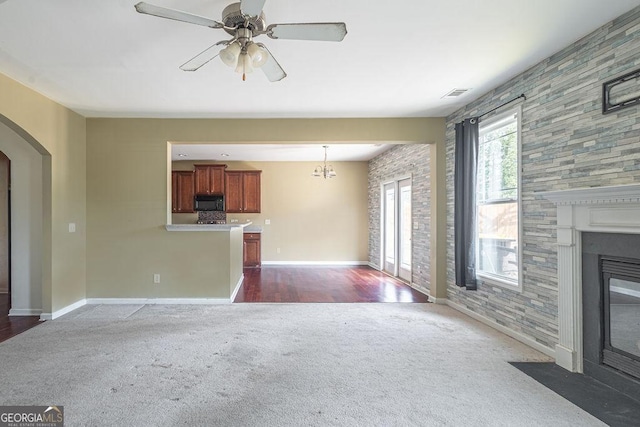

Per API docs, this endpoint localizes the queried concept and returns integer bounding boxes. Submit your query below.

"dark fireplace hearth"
[583,233,640,398]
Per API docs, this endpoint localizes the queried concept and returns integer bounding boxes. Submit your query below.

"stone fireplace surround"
[543,184,640,374]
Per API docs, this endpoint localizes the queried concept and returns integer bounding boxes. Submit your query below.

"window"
[476,108,521,288]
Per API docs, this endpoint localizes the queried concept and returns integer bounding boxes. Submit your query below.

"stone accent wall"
[445,7,640,350]
[368,144,431,293]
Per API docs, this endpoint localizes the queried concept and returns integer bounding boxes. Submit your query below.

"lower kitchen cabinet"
[243,233,261,267]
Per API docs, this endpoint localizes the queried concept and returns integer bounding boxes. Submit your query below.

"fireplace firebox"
[602,257,640,378]
[583,233,640,397]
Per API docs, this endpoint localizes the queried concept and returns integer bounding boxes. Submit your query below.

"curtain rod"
[476,93,526,120]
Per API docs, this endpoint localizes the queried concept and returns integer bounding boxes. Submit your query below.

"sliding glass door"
[382,178,412,282]
[383,183,396,274]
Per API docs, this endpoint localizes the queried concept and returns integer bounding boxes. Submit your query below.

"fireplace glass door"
[608,278,640,358]
[602,258,640,379]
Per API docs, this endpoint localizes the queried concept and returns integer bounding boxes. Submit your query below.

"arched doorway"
[0,117,50,317]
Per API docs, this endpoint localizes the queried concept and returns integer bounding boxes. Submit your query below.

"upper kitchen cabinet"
[171,171,195,213]
[225,170,261,213]
[194,164,226,195]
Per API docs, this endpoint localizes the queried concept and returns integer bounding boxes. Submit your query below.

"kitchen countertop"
[165,222,252,232]
[243,225,263,233]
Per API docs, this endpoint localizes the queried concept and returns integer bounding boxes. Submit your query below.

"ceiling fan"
[134,0,347,82]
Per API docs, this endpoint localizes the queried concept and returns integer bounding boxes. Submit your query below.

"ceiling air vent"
[442,88,470,98]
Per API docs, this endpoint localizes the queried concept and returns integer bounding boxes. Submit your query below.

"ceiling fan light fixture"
[246,42,268,68]
[135,1,347,80]
[235,52,254,75]
[220,41,241,67]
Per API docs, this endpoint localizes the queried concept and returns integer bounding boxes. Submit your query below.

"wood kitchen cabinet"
[225,170,261,213]
[194,164,226,195]
[243,232,261,267]
[171,171,195,213]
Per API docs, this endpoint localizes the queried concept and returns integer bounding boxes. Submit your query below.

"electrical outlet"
[153,274,160,284]
[277,247,281,254]
[265,219,271,225]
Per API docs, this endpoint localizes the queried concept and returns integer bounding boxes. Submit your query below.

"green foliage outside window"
[478,121,517,203]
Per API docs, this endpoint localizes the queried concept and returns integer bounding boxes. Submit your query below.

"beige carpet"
[0,303,604,426]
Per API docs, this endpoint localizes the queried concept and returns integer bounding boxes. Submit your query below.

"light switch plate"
[265,219,271,225]
[68,223,76,233]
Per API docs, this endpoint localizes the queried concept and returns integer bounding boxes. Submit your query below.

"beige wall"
[87,118,440,299]
[0,72,86,315]
[174,160,369,262]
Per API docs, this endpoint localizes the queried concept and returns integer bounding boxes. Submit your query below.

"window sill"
[477,272,522,293]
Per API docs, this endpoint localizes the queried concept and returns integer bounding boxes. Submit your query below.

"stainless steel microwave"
[194,195,224,211]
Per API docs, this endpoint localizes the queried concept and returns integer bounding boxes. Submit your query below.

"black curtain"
[454,118,479,290]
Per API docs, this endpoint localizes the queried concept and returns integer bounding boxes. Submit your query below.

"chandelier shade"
[219,28,268,80]
[219,41,241,67]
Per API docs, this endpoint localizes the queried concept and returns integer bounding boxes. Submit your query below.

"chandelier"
[312,145,337,179]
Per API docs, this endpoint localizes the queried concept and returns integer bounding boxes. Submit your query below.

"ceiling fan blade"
[135,2,224,29]
[267,23,347,42]
[256,43,286,82]
[180,41,229,71]
[240,0,266,17]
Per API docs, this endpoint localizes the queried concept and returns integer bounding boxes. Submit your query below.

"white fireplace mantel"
[542,183,640,373]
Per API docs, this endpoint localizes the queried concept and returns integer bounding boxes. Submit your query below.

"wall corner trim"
[230,274,244,302]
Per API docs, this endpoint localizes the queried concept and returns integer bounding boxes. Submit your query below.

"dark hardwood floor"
[0,293,42,344]
[235,265,430,303]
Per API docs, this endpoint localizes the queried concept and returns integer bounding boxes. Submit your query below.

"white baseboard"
[446,299,556,358]
[427,295,448,304]
[40,299,88,320]
[40,294,242,321]
[261,261,369,266]
[9,308,43,317]
[230,274,244,302]
[85,298,231,305]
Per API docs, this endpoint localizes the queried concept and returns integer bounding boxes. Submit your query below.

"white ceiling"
[1,0,639,120]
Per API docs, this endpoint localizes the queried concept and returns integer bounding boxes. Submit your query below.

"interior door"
[398,178,412,281]
[383,182,396,275]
